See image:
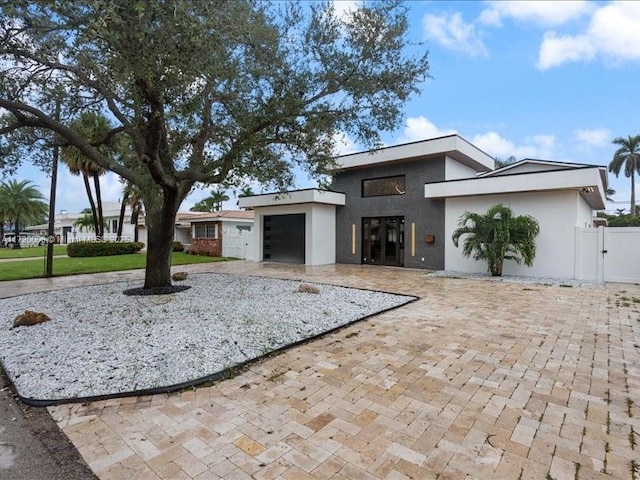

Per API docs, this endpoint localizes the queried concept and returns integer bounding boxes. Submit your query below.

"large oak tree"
[0,0,429,290]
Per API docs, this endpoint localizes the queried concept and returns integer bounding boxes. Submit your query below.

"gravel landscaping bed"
[0,273,414,404]
[426,270,604,289]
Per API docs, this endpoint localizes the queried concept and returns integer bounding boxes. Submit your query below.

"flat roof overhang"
[424,167,606,209]
[336,134,495,172]
[238,189,346,209]
[187,217,254,224]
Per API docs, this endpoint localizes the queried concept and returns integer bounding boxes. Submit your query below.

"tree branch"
[0,99,142,185]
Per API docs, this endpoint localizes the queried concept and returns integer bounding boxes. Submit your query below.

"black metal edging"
[5,273,418,407]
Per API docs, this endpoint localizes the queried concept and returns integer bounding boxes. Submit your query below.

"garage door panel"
[264,214,305,263]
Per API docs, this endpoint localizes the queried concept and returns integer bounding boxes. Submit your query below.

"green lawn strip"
[0,245,68,259]
[0,253,233,282]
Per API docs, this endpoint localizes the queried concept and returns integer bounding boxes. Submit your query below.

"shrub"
[172,241,185,252]
[67,241,144,257]
[607,214,640,227]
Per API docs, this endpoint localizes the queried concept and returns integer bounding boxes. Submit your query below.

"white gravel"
[0,273,413,403]
[426,270,604,289]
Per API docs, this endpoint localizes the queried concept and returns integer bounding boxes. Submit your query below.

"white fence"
[575,226,640,283]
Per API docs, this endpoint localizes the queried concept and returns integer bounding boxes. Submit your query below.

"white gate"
[603,227,640,283]
[575,226,640,283]
[222,227,254,260]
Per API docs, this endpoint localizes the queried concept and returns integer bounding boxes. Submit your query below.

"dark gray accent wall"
[332,157,446,269]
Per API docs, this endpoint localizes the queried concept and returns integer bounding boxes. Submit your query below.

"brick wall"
[190,238,222,257]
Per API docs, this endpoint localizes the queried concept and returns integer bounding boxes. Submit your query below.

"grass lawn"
[0,252,234,282]
[0,245,68,259]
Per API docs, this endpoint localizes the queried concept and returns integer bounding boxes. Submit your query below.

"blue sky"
[11,1,640,214]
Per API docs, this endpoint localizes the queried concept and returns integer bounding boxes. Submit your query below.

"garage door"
[263,214,305,263]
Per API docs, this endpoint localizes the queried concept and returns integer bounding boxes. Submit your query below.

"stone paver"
[7,261,640,479]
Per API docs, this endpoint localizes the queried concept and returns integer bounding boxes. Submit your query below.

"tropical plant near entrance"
[452,204,540,277]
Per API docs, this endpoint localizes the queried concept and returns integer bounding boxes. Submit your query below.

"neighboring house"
[25,201,138,243]
[179,210,254,258]
[239,134,612,280]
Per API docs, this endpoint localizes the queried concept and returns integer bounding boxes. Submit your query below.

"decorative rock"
[172,272,188,281]
[297,284,320,294]
[12,311,51,328]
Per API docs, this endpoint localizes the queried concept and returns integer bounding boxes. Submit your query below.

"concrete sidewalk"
[0,370,96,480]
[1,262,639,479]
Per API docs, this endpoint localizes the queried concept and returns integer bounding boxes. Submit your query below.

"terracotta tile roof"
[177,210,254,221]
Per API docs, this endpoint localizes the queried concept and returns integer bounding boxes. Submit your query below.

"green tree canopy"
[609,135,640,218]
[452,204,540,277]
[0,0,429,290]
[0,179,48,249]
[190,188,230,212]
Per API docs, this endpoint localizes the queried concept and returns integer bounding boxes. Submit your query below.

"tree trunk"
[631,174,636,218]
[12,216,21,249]
[490,261,503,277]
[82,174,99,237]
[117,192,128,240]
[94,175,104,237]
[143,191,181,289]
[132,209,140,242]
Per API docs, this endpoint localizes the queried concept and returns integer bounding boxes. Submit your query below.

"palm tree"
[0,196,7,245]
[117,180,144,240]
[190,187,230,212]
[73,213,97,232]
[452,204,540,277]
[609,135,640,218]
[61,112,111,236]
[0,180,48,249]
[236,186,255,210]
[605,188,616,202]
[494,155,517,169]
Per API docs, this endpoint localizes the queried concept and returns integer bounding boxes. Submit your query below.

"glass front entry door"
[362,217,404,266]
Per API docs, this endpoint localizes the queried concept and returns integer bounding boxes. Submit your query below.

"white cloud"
[471,131,556,159]
[479,1,591,27]
[537,2,640,69]
[537,32,595,69]
[398,116,457,144]
[332,131,359,156]
[331,0,360,22]
[574,128,610,148]
[423,12,488,57]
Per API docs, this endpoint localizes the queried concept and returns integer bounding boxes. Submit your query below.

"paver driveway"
[42,262,640,479]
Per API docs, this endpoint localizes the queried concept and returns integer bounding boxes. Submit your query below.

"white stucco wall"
[174,227,191,245]
[445,190,589,279]
[250,203,337,266]
[445,156,480,180]
[575,194,595,227]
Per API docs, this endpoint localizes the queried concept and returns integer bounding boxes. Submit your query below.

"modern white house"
[239,134,627,281]
[26,201,139,243]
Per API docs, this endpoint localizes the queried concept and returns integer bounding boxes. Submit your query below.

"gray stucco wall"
[332,157,446,269]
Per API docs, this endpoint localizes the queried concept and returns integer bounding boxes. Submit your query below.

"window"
[194,223,217,238]
[362,175,406,197]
